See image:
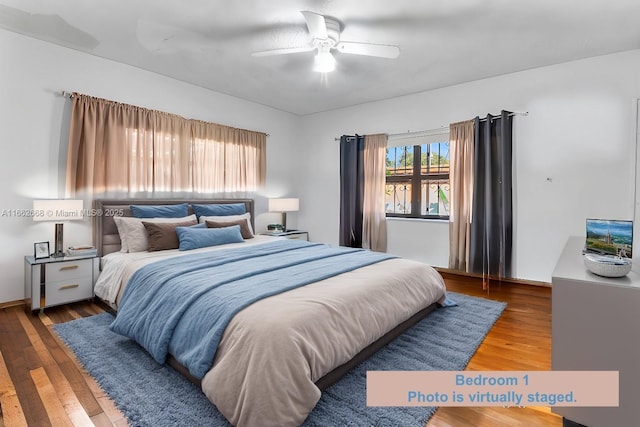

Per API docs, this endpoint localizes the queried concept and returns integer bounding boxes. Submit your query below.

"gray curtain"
[339,135,365,247]
[469,110,513,279]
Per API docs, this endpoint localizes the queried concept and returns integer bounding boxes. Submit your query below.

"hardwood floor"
[0,274,560,427]
[0,302,126,427]
[428,273,561,426]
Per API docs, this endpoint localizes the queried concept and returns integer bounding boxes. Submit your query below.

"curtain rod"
[334,135,358,142]
[334,128,447,142]
[388,127,448,139]
[477,111,528,122]
[60,91,270,137]
[333,111,528,141]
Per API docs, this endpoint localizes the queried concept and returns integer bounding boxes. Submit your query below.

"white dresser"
[552,236,640,427]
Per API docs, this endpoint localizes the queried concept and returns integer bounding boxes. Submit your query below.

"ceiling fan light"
[313,50,336,72]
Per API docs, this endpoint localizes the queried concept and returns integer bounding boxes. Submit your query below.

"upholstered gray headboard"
[93,198,255,257]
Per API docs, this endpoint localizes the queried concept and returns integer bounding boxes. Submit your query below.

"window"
[385,139,450,219]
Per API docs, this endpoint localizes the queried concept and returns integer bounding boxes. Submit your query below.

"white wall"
[0,29,300,304]
[298,50,640,283]
[3,29,640,303]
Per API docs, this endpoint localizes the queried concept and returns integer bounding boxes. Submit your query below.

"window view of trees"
[385,142,450,219]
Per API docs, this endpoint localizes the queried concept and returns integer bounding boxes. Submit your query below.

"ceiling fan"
[251,11,400,72]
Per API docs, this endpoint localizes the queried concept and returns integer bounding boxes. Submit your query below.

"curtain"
[66,93,266,196]
[448,120,475,271]
[469,111,513,287]
[339,135,365,247]
[362,134,388,252]
[190,120,266,193]
[190,119,227,193]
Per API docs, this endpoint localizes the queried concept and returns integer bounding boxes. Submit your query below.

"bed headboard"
[93,198,255,257]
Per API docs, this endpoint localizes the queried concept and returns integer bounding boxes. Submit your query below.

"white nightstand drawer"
[45,277,93,307]
[46,259,92,282]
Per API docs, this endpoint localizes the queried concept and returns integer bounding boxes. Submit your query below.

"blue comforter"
[110,239,395,379]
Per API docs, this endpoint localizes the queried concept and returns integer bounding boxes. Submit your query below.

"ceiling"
[2,0,640,116]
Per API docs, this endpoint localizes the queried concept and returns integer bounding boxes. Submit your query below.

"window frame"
[385,140,450,221]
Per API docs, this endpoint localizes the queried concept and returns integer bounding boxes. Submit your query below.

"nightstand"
[24,254,98,312]
[261,230,309,241]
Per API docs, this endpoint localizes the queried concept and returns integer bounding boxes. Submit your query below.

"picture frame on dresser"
[34,241,50,259]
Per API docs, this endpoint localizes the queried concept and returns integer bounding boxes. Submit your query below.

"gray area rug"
[53,292,506,426]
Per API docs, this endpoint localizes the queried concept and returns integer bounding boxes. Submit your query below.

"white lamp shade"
[268,198,299,212]
[33,199,84,221]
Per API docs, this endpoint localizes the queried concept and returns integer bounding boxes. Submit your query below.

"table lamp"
[33,199,83,257]
[268,198,299,232]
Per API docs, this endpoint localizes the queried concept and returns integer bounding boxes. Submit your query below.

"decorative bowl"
[583,253,632,278]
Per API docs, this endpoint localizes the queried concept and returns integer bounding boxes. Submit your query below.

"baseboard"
[0,299,26,309]
[435,267,551,287]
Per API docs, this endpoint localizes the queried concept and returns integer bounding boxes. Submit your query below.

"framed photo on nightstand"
[34,241,50,259]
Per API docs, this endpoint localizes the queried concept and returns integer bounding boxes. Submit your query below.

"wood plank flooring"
[0,273,560,426]
[429,273,561,426]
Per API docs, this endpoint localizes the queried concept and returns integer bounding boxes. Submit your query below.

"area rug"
[53,292,506,427]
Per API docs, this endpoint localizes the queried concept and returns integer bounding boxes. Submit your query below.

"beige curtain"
[66,93,266,196]
[223,127,267,193]
[362,134,388,252]
[189,120,226,193]
[448,120,475,271]
[189,120,265,193]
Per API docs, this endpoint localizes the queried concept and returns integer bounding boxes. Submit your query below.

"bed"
[92,198,447,427]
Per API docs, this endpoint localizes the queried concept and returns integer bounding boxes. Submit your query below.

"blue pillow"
[130,203,189,218]
[192,203,246,218]
[176,225,244,251]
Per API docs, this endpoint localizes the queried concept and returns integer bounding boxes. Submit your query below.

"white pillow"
[113,214,197,252]
[198,212,254,236]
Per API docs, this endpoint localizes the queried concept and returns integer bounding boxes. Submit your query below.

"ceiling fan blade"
[251,46,315,57]
[300,11,328,39]
[336,41,400,59]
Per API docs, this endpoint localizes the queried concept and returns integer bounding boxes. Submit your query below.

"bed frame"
[93,198,438,391]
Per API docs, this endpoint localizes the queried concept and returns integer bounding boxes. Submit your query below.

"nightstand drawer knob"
[59,265,79,271]
[59,284,80,290]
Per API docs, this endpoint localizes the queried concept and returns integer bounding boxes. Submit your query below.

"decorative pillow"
[205,219,254,239]
[176,225,244,251]
[130,203,189,219]
[113,216,131,252]
[142,219,198,252]
[192,203,246,218]
[198,212,254,234]
[113,214,197,252]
